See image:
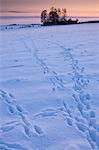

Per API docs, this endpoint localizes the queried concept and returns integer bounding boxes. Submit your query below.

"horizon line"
[0,15,99,19]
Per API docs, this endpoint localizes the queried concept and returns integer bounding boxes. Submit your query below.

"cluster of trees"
[41,7,67,23]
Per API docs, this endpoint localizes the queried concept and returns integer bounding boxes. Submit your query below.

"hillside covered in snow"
[0,23,99,150]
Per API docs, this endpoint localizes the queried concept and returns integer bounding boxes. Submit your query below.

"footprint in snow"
[34,109,58,118]
[34,125,44,135]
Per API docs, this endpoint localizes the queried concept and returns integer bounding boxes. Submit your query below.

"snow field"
[0,23,99,150]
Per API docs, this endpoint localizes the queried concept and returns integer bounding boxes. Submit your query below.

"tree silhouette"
[41,7,78,25]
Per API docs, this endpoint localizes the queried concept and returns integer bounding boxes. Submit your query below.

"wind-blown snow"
[0,23,99,150]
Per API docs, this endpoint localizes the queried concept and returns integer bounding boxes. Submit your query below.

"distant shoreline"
[79,20,99,24]
[0,20,99,31]
[0,15,99,19]
[0,16,99,26]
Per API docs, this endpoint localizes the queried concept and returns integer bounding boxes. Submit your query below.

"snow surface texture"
[0,23,99,150]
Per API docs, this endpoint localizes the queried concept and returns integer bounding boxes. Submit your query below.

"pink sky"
[0,0,99,16]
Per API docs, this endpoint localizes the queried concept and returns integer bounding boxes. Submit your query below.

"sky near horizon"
[0,0,99,16]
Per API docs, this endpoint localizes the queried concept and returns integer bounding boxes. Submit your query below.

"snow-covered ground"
[0,23,99,150]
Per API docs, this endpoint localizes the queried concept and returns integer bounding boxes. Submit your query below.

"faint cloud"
[0,10,31,13]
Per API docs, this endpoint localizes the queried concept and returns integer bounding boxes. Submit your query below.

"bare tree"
[50,7,55,12]
[41,10,47,23]
[61,8,67,21]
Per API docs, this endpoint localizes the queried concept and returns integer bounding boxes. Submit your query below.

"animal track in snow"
[46,41,99,150]
[0,89,44,139]
[62,47,99,149]
[34,108,60,119]
[21,38,66,91]
[20,37,99,149]
[0,140,30,150]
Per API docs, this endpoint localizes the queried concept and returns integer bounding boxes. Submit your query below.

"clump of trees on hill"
[41,7,78,25]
